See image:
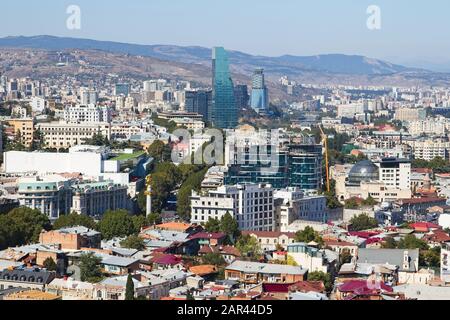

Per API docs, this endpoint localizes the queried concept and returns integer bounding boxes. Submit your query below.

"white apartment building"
[191,183,275,231]
[36,121,111,149]
[3,146,130,186]
[406,139,450,161]
[394,107,426,122]
[63,105,112,124]
[337,102,367,118]
[375,158,411,190]
[110,122,152,140]
[407,119,448,136]
[80,88,98,106]
[274,187,328,232]
[30,97,46,113]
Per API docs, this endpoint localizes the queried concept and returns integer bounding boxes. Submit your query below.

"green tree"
[177,167,208,219]
[53,213,97,230]
[421,247,441,268]
[201,253,226,266]
[43,257,57,271]
[382,237,398,249]
[147,140,172,163]
[307,271,333,292]
[120,235,145,250]
[339,249,352,265]
[6,207,51,245]
[397,234,429,250]
[349,214,379,231]
[97,210,135,240]
[220,213,241,243]
[125,274,135,300]
[361,196,377,207]
[79,252,103,283]
[345,198,360,209]
[131,215,148,233]
[294,226,324,247]
[204,218,221,233]
[236,234,262,261]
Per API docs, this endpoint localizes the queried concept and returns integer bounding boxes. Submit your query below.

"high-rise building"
[234,84,249,110]
[224,128,322,193]
[191,183,275,231]
[250,68,269,112]
[115,83,131,96]
[185,90,212,121]
[210,47,237,129]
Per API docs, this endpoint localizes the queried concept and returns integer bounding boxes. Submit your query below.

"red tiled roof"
[288,281,326,293]
[398,197,446,205]
[338,280,393,293]
[151,254,182,265]
[189,232,227,240]
[262,283,291,293]
[198,245,241,257]
[189,265,218,276]
[241,231,296,239]
[348,231,380,239]
[410,222,441,232]
[423,231,450,243]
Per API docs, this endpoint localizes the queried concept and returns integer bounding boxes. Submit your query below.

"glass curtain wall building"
[210,47,238,129]
[250,68,269,112]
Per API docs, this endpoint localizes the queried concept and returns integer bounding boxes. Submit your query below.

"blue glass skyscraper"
[210,47,237,129]
[250,68,269,112]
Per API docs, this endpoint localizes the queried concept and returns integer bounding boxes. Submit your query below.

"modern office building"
[288,143,323,192]
[224,127,322,192]
[190,183,275,232]
[234,84,249,110]
[115,83,131,97]
[250,68,269,112]
[210,47,237,129]
[184,89,212,121]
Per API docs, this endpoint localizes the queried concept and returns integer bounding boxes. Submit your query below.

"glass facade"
[250,68,269,112]
[115,83,130,96]
[288,144,323,192]
[225,144,323,192]
[211,47,238,129]
[234,84,249,110]
[185,90,212,121]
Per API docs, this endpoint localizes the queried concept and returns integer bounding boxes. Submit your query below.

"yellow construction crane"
[319,126,331,193]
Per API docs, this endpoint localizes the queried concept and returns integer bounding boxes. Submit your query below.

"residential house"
[225,261,308,285]
[0,269,55,291]
[39,226,101,250]
[242,231,296,251]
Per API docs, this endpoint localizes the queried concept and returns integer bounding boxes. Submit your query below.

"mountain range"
[0,35,449,87]
[0,35,424,75]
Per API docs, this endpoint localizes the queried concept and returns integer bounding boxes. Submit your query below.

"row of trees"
[382,235,441,268]
[412,157,450,174]
[0,207,52,250]
[0,207,159,250]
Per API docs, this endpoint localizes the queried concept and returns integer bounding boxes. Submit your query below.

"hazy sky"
[1,0,449,70]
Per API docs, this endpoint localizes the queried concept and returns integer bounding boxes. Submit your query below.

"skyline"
[0,0,450,71]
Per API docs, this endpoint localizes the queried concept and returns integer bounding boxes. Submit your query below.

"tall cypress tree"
[125,274,135,300]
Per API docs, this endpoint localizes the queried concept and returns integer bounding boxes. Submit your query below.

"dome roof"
[348,160,379,186]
